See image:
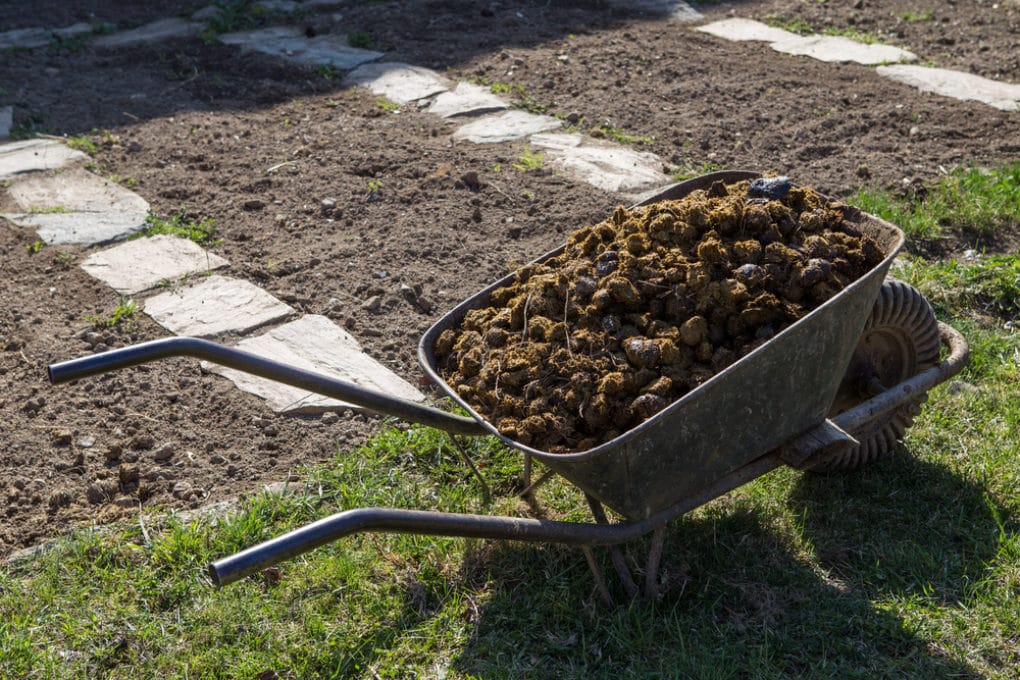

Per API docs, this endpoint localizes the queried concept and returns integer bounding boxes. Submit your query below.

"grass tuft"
[853,164,1020,239]
[140,208,219,246]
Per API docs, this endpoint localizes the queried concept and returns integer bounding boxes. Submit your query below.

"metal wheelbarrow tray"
[48,172,970,598]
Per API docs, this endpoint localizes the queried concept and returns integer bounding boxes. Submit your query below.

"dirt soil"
[2,0,1019,557]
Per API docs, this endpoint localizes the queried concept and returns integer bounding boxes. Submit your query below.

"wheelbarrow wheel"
[811,280,941,473]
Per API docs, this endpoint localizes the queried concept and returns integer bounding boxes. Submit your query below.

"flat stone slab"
[220,27,382,70]
[145,275,293,337]
[606,0,702,21]
[0,27,53,50]
[52,23,93,41]
[530,133,670,194]
[0,107,11,140]
[877,65,1020,112]
[94,18,202,49]
[696,18,916,65]
[344,62,449,103]
[4,211,148,246]
[695,18,800,44]
[81,234,230,294]
[0,139,88,181]
[771,35,916,65]
[429,82,509,118]
[452,110,562,144]
[202,314,426,413]
[5,167,149,214]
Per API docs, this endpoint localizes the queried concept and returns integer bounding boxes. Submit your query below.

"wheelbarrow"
[48,172,970,601]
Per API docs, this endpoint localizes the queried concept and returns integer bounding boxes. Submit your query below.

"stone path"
[2,0,1018,417]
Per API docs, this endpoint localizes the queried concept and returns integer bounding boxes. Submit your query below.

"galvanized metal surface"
[419,172,906,519]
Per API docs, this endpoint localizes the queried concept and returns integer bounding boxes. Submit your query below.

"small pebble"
[152,443,175,461]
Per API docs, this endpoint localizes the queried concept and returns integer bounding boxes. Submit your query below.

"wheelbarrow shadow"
[786,448,1004,607]
[444,450,996,678]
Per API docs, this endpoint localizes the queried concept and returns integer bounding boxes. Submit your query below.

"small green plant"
[378,97,400,112]
[347,31,372,48]
[823,25,884,44]
[25,240,44,255]
[9,114,46,140]
[671,160,725,181]
[107,174,138,187]
[140,209,219,246]
[86,297,138,330]
[765,14,813,34]
[366,179,383,200]
[591,124,653,145]
[898,10,934,22]
[490,82,514,95]
[315,63,337,80]
[512,147,544,172]
[54,251,77,269]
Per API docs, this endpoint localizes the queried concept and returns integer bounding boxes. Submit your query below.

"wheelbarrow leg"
[644,525,667,600]
[586,494,639,600]
[581,546,614,607]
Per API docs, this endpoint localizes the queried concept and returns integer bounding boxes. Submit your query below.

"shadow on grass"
[445,450,994,678]
[788,448,1002,606]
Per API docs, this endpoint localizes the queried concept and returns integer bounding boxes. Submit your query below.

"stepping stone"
[606,0,702,21]
[94,18,202,49]
[220,27,382,70]
[145,275,293,337]
[771,35,916,65]
[877,65,1020,112]
[5,167,149,214]
[429,82,509,118]
[253,0,299,11]
[530,133,670,194]
[0,107,11,140]
[0,27,52,50]
[695,18,800,44]
[452,110,562,144]
[81,234,229,295]
[0,139,87,181]
[4,211,148,246]
[202,314,426,414]
[52,23,94,41]
[695,18,917,65]
[344,62,449,103]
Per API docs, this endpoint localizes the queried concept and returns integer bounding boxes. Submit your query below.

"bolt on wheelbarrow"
[48,172,970,601]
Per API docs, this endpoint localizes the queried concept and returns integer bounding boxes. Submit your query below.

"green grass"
[853,164,1020,239]
[139,209,219,246]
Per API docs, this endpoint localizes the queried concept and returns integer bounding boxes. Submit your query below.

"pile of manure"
[433,178,884,453]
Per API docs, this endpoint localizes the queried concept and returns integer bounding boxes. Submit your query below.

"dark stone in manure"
[748,176,792,200]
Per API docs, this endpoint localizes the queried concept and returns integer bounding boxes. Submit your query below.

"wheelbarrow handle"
[47,336,490,437]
